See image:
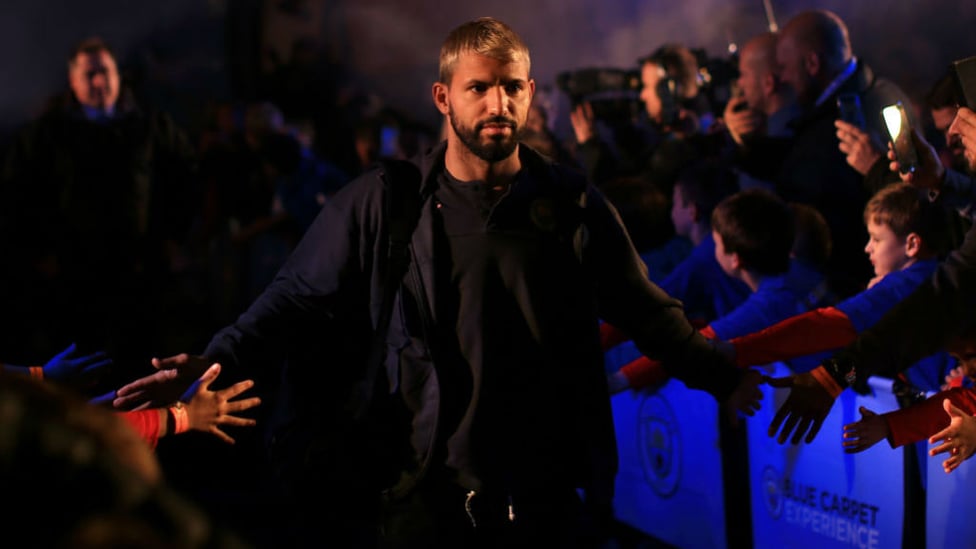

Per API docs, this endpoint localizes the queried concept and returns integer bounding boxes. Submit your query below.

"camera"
[556,67,642,126]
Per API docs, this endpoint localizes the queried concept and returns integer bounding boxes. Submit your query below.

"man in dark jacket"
[0,36,198,386]
[728,9,916,300]
[113,17,761,548]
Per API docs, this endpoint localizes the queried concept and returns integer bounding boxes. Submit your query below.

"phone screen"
[656,77,679,127]
[952,56,976,109]
[882,102,918,174]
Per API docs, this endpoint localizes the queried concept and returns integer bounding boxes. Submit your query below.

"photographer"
[566,43,718,190]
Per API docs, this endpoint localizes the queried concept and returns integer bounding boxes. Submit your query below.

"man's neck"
[444,138,522,185]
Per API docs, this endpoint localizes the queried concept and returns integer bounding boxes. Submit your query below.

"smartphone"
[836,93,866,129]
[656,76,680,127]
[881,102,918,174]
[951,55,976,109]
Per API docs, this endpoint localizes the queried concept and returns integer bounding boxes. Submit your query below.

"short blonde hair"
[438,17,531,84]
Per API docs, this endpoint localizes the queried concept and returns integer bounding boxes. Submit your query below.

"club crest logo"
[529,198,557,232]
[637,394,680,497]
[761,465,784,519]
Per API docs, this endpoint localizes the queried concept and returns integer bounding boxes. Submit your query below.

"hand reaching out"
[842,406,889,453]
[182,363,260,445]
[113,353,210,410]
[43,342,112,390]
[766,369,839,444]
[929,398,976,473]
[725,368,764,427]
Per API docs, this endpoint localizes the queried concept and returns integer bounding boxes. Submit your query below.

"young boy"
[606,187,827,392]
[723,182,954,393]
[651,159,751,326]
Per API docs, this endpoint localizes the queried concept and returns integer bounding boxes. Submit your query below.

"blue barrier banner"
[926,405,976,548]
[749,363,904,549]
[611,378,727,548]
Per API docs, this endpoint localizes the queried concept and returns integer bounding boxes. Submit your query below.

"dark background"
[1,0,972,144]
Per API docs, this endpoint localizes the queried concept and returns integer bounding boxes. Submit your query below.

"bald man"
[727,9,916,300]
[724,31,800,191]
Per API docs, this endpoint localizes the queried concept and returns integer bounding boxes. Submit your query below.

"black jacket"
[203,141,742,505]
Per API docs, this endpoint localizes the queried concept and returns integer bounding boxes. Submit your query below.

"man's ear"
[905,232,922,258]
[762,73,777,98]
[729,252,742,272]
[432,82,450,115]
[804,51,820,78]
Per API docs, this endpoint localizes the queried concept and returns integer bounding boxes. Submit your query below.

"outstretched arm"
[929,397,976,474]
[730,307,856,368]
[118,363,259,447]
[113,354,211,410]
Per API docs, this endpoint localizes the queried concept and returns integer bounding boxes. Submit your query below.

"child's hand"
[842,406,889,453]
[943,366,966,391]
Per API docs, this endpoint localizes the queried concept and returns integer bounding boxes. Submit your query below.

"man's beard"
[449,111,521,162]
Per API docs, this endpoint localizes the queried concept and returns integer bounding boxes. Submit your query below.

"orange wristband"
[29,366,44,380]
[169,403,189,434]
[810,365,843,399]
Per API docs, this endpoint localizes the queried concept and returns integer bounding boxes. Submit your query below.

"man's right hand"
[766,370,839,444]
[888,128,944,191]
[722,96,764,146]
[113,353,210,410]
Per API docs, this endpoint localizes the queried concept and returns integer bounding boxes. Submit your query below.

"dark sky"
[1,0,972,138]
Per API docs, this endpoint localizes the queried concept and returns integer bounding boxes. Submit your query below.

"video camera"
[556,67,642,126]
[692,47,739,118]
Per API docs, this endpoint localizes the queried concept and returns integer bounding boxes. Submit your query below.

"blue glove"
[43,343,113,387]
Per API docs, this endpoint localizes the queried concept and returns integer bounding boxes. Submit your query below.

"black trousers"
[378,476,607,549]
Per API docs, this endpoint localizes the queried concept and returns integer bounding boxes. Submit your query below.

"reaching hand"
[929,398,976,473]
[725,368,764,427]
[183,363,261,445]
[766,370,839,444]
[42,342,112,389]
[943,366,966,391]
[842,406,889,453]
[113,353,210,410]
[835,120,883,176]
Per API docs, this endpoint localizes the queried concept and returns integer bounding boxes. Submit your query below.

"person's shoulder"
[522,144,589,193]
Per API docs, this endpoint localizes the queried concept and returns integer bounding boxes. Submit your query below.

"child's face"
[713,229,737,277]
[864,220,910,279]
[671,185,695,238]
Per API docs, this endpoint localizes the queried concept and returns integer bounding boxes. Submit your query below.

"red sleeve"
[619,356,669,390]
[600,322,630,351]
[619,325,714,389]
[885,388,976,448]
[729,307,857,367]
[119,409,161,449]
